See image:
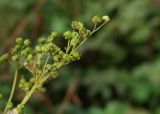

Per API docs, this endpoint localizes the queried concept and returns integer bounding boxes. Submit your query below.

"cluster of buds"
[11,37,32,63]
[18,77,34,92]
[92,15,110,24]
[1,15,110,94]
[0,15,110,113]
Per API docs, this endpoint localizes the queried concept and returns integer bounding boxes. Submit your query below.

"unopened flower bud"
[102,16,110,22]
[63,31,72,39]
[16,37,23,44]
[54,55,59,62]
[47,32,57,42]
[71,39,78,46]
[71,51,80,60]
[24,39,31,46]
[51,71,58,78]
[38,37,46,43]
[92,15,102,24]
[26,54,33,61]
[71,21,84,30]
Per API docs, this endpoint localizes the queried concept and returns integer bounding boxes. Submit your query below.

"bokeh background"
[0,0,160,114]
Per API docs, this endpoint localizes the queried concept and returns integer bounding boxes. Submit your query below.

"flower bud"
[18,83,24,89]
[47,32,57,42]
[92,15,102,24]
[26,54,33,61]
[46,43,53,52]
[102,16,110,22]
[24,39,31,46]
[24,82,31,91]
[21,50,28,56]
[20,78,26,84]
[71,51,80,60]
[16,37,23,44]
[71,21,84,30]
[36,46,41,52]
[41,44,47,52]
[67,55,74,61]
[59,51,64,56]
[50,71,58,78]
[38,37,46,43]
[29,77,36,84]
[25,47,32,53]
[14,45,21,50]
[63,54,68,60]
[63,31,72,39]
[17,104,24,113]
[54,55,59,62]
[38,53,43,59]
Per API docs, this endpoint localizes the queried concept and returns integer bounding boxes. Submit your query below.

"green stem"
[43,55,50,71]
[4,68,18,112]
[77,22,107,49]
[20,84,37,106]
[78,38,87,48]
[91,22,106,34]
[66,40,72,54]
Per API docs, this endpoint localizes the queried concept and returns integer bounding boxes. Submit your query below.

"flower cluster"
[0,15,110,114]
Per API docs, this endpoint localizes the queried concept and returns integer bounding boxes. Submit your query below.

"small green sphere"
[102,16,110,22]
[54,55,59,62]
[24,39,31,46]
[63,31,72,39]
[38,37,46,43]
[92,15,102,24]
[26,54,33,61]
[16,37,23,44]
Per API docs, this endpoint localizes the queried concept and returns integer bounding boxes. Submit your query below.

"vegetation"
[0,15,109,114]
[0,0,160,114]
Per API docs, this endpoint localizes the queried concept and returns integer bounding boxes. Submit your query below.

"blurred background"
[0,0,160,114]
